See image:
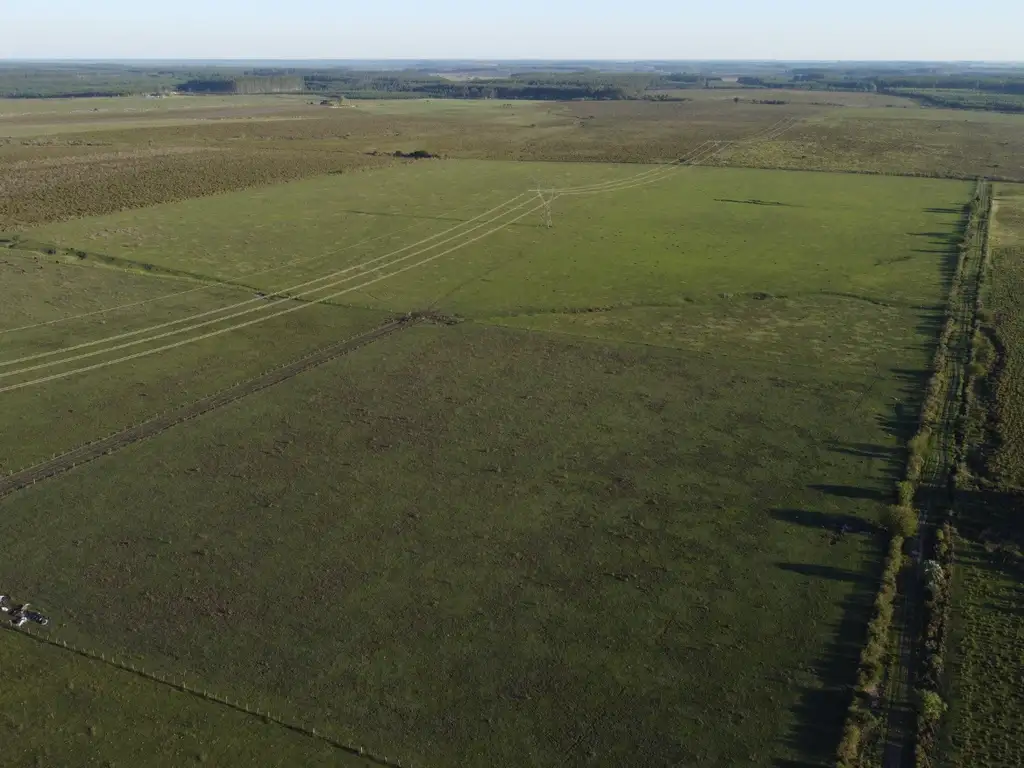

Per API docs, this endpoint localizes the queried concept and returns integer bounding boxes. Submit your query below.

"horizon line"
[2,57,1023,64]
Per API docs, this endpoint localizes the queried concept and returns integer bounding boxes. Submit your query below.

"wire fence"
[3,624,411,767]
[0,318,413,498]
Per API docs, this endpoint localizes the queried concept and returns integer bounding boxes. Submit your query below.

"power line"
[0,118,804,390]
[532,187,555,228]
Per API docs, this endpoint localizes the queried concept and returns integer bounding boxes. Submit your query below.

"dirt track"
[0,318,411,500]
[880,185,989,767]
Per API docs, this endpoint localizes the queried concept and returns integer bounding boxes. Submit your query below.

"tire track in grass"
[0,317,416,500]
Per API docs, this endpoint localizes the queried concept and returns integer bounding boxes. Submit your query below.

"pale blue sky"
[5,0,1022,61]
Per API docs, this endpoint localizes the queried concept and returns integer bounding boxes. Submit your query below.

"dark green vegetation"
[736,68,1024,113]
[179,75,306,94]
[891,90,1024,114]
[942,183,1024,768]
[0,62,689,100]
[0,62,183,98]
[5,61,1024,110]
[0,152,971,767]
[837,536,904,767]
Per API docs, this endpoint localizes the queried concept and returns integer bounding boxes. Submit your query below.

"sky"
[4,0,1022,61]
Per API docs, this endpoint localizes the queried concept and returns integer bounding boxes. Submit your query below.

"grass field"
[0,94,321,137]
[942,183,1024,768]
[0,253,390,471]
[652,88,918,108]
[4,92,1022,232]
[0,628,370,767]
[0,94,314,117]
[717,109,1024,179]
[0,158,971,766]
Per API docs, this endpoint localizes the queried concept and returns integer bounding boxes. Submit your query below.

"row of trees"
[178,76,305,94]
[303,70,661,100]
[892,89,1024,113]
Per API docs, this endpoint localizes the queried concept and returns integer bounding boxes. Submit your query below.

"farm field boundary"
[883,183,989,767]
[940,182,1024,767]
[0,316,418,499]
[907,185,993,768]
[3,625,396,767]
[836,181,989,768]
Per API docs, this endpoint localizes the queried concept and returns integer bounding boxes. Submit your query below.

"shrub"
[884,505,920,538]
[908,430,932,459]
[922,560,945,594]
[897,480,916,507]
[836,536,904,765]
[918,690,947,723]
[836,721,862,767]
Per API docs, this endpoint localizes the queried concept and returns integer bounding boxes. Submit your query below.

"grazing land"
[0,153,971,767]
[942,183,1024,768]
[4,67,1022,766]
[5,94,1024,233]
[0,628,364,767]
[716,109,1024,180]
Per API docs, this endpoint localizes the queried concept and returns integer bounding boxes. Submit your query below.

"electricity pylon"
[533,187,555,228]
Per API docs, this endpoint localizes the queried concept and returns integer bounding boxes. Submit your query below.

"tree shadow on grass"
[908,230,961,245]
[772,555,882,767]
[827,442,905,487]
[954,485,1024,592]
[771,508,877,536]
[875,367,936,445]
[827,442,899,461]
[715,198,803,208]
[808,484,891,503]
[777,562,875,585]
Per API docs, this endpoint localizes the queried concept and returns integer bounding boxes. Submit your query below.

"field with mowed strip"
[0,159,971,766]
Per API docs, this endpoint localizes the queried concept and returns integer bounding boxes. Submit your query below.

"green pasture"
[25,161,636,281]
[663,88,918,108]
[0,94,318,137]
[0,94,313,118]
[27,160,967,305]
[0,115,319,139]
[0,314,937,767]
[717,110,1024,180]
[0,163,972,765]
[349,97,561,123]
[0,253,388,472]
[0,628,370,767]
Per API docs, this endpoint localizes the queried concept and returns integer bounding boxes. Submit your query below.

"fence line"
[0,317,415,498]
[3,625,409,767]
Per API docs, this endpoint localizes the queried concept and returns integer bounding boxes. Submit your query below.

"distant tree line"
[891,89,1024,113]
[874,75,1024,94]
[5,62,1024,111]
[737,71,1024,109]
[178,76,305,94]
[303,70,664,100]
[737,75,879,91]
[0,63,180,98]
